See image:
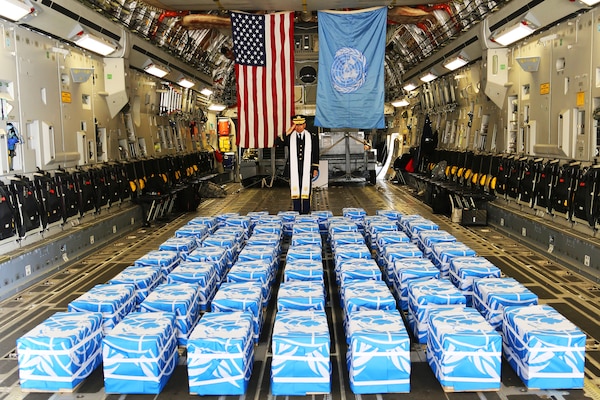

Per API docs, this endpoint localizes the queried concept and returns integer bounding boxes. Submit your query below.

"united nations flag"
[315,7,387,129]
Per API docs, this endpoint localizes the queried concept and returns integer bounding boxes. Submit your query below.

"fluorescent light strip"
[420,72,437,83]
[72,31,116,56]
[580,0,599,5]
[403,83,417,91]
[200,88,213,96]
[444,56,468,71]
[208,104,226,112]
[0,0,32,21]
[178,78,195,88]
[492,21,536,46]
[144,63,169,78]
[391,99,409,107]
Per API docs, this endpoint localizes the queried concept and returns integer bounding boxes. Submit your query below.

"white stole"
[289,130,312,199]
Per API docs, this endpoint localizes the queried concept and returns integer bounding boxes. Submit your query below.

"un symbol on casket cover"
[330,47,366,94]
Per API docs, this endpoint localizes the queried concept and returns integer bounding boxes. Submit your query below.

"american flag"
[231,11,295,149]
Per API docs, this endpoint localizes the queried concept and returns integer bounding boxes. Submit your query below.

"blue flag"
[315,7,387,129]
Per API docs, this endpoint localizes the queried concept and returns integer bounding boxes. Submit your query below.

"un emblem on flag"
[330,47,367,94]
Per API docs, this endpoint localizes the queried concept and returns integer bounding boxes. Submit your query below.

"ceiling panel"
[148,0,447,11]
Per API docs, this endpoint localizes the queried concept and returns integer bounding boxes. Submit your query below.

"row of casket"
[15,211,282,394]
[330,214,412,395]
[336,210,587,392]
[271,222,330,395]
[187,212,283,395]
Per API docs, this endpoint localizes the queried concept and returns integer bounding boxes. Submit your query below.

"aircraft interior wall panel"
[15,30,62,173]
[521,39,552,155]
[89,59,125,163]
[0,23,20,175]
[61,52,97,164]
[548,18,588,160]
[594,10,600,97]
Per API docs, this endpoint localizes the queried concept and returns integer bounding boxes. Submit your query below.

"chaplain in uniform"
[279,115,320,214]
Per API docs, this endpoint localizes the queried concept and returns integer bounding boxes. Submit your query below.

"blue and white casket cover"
[187,311,254,395]
[328,219,359,237]
[333,243,372,270]
[398,214,423,233]
[68,284,136,334]
[375,209,403,221]
[187,216,218,233]
[202,233,240,268]
[103,312,178,394]
[139,283,201,346]
[416,230,457,257]
[286,244,323,263]
[337,258,382,285]
[222,215,251,232]
[247,232,282,254]
[503,305,585,389]
[246,210,269,220]
[342,207,367,231]
[311,209,333,233]
[252,222,283,237]
[427,307,501,392]
[109,265,162,306]
[341,280,396,328]
[330,231,366,251]
[449,257,502,306]
[238,244,279,271]
[284,259,324,283]
[271,310,330,395]
[382,243,423,284]
[430,242,477,278]
[346,310,410,394]
[375,231,410,266]
[472,277,538,331]
[291,232,322,247]
[245,211,269,228]
[254,214,283,225]
[407,279,467,343]
[184,246,228,281]
[158,236,197,257]
[392,257,439,311]
[134,250,180,280]
[166,261,217,311]
[216,212,241,228]
[364,219,398,249]
[17,312,103,392]
[175,224,209,244]
[342,207,367,219]
[277,210,298,236]
[292,222,320,235]
[295,214,320,224]
[215,225,247,242]
[226,260,272,306]
[277,281,326,311]
[211,282,263,342]
[405,218,439,242]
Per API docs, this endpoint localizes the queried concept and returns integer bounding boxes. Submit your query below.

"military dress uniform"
[279,116,320,214]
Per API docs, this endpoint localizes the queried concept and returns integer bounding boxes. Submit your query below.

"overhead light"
[0,0,33,21]
[178,77,195,88]
[143,59,169,78]
[70,28,117,56]
[208,103,226,112]
[491,15,538,46]
[391,98,410,107]
[443,54,469,71]
[579,0,599,5]
[200,88,213,96]
[420,72,438,83]
[403,83,417,92]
